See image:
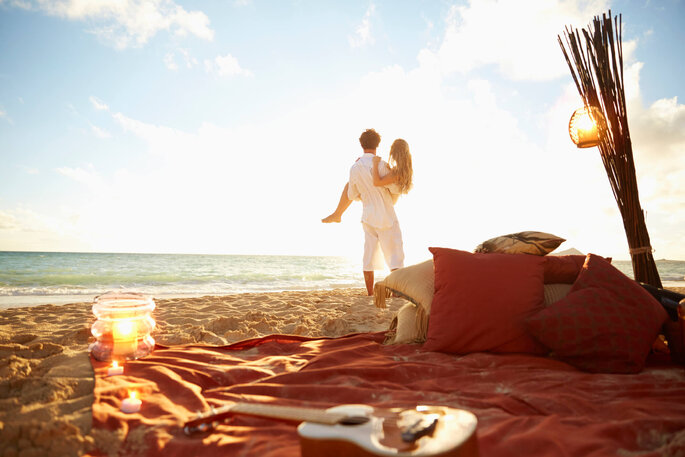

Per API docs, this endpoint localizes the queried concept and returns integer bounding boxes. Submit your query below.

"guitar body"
[298,405,479,457]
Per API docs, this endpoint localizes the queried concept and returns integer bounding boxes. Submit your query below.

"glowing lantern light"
[568,106,605,148]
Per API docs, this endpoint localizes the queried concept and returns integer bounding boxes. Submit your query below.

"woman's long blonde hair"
[389,139,413,194]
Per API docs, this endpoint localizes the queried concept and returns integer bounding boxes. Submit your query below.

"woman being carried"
[371,138,413,199]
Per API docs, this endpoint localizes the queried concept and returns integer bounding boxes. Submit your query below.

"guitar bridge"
[400,414,439,442]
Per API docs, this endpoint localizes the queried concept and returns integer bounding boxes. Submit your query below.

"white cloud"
[436,0,610,81]
[90,123,111,138]
[348,3,375,48]
[10,0,214,49]
[0,211,19,230]
[204,53,252,77]
[89,96,109,111]
[20,165,39,175]
[164,52,178,70]
[165,48,197,71]
[56,164,105,190]
[0,108,13,124]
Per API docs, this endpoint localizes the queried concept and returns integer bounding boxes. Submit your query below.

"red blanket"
[90,333,685,456]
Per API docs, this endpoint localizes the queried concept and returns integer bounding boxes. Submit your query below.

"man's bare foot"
[321,213,341,223]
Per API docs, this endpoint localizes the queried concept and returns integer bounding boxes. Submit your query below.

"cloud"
[164,48,198,71]
[89,96,109,111]
[436,0,610,81]
[9,0,214,49]
[164,52,178,70]
[348,3,375,48]
[0,211,19,230]
[90,123,111,138]
[0,108,13,124]
[56,165,105,190]
[20,165,39,175]
[204,53,252,77]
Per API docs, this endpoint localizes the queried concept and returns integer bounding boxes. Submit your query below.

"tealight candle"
[112,318,138,358]
[121,390,142,414]
[107,360,124,376]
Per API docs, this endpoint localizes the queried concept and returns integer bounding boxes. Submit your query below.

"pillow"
[543,283,573,305]
[526,254,668,373]
[384,302,422,345]
[374,260,434,343]
[543,255,587,283]
[424,248,547,354]
[542,254,614,284]
[474,231,565,256]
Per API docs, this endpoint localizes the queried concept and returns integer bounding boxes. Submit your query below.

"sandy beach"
[0,288,406,457]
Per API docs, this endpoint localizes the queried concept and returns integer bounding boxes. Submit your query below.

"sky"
[0,0,683,266]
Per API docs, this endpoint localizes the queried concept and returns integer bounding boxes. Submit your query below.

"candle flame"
[111,360,119,369]
[129,390,138,400]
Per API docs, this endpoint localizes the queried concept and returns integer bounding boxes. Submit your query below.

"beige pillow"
[374,259,434,312]
[474,231,566,256]
[374,259,434,344]
[384,302,422,345]
[543,283,573,305]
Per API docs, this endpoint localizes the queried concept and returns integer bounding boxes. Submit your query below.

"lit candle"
[121,390,142,414]
[112,318,138,359]
[107,360,124,376]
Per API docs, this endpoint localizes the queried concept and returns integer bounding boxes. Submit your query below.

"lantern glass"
[569,106,604,148]
[90,291,156,361]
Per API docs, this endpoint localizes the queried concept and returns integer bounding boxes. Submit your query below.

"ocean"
[1,251,684,309]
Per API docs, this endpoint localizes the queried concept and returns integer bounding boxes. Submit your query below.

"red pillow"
[542,255,587,284]
[424,248,547,354]
[542,254,612,284]
[527,254,668,373]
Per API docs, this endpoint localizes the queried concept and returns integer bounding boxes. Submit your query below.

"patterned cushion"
[474,231,565,256]
[526,254,668,373]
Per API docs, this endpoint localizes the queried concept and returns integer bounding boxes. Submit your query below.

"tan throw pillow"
[384,302,422,345]
[543,283,573,306]
[374,259,434,343]
[474,231,566,256]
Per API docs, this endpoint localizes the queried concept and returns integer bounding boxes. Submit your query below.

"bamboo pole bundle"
[558,11,662,288]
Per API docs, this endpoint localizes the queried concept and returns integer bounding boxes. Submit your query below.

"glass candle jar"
[90,291,156,362]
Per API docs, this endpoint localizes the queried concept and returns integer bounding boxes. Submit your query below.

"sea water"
[1,251,684,309]
[0,251,364,308]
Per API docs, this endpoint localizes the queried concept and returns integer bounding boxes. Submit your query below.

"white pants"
[362,222,405,271]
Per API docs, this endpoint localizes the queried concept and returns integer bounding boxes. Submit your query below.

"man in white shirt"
[322,129,404,295]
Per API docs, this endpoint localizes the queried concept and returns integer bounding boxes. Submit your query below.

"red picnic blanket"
[89,332,685,457]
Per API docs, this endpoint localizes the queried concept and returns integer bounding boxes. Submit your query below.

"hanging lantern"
[568,106,605,148]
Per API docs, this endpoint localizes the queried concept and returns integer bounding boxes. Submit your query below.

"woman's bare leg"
[322,183,352,223]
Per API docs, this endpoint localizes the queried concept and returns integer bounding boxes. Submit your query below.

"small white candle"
[112,319,138,358]
[121,390,142,414]
[107,360,124,376]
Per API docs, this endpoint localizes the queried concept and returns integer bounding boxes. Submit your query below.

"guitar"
[184,402,479,457]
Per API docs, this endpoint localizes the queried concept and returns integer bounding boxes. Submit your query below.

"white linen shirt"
[347,153,399,230]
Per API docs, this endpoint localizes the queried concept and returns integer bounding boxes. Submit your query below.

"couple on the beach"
[322,128,413,296]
